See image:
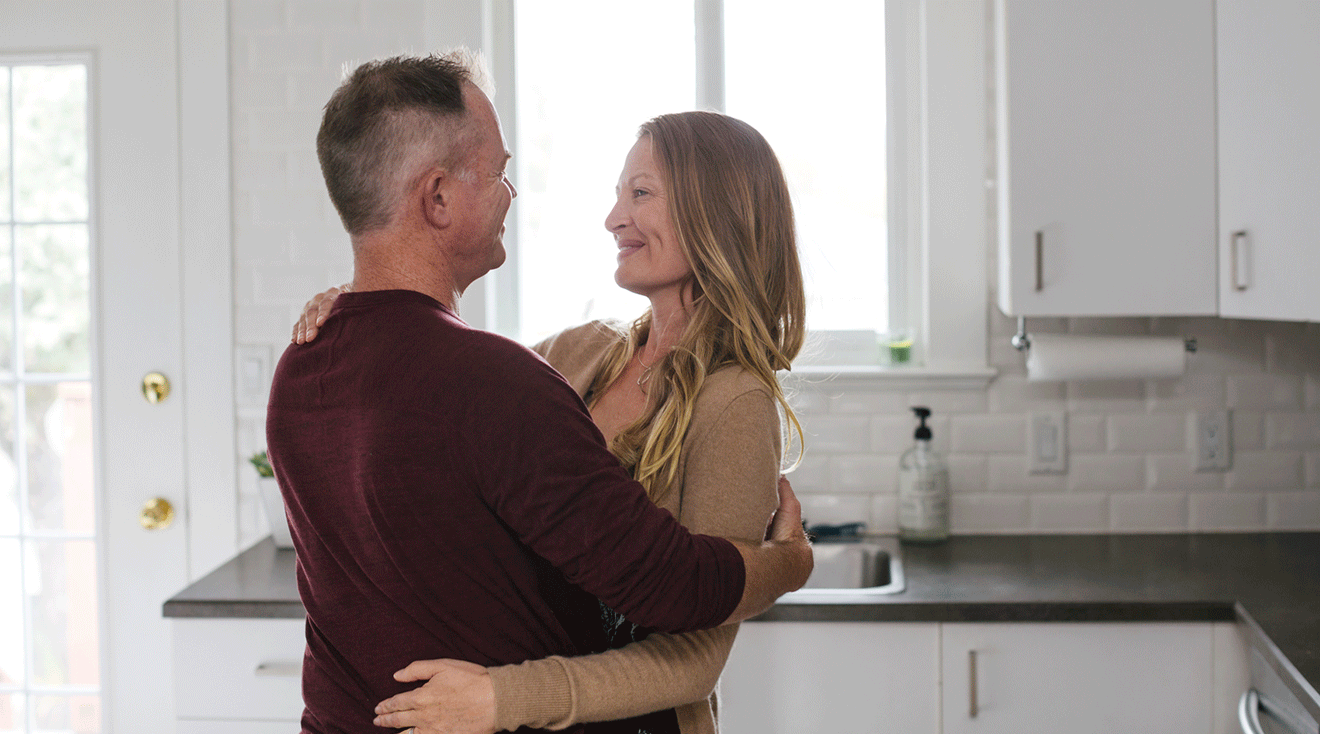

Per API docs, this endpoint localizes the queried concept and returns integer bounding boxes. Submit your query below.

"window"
[505,1,902,363]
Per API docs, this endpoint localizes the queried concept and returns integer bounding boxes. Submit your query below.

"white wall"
[228,0,1320,545]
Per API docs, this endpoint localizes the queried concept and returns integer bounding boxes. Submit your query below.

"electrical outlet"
[1192,410,1232,472]
[1029,411,1067,474]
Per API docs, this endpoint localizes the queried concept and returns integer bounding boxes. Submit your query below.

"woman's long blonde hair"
[590,111,806,496]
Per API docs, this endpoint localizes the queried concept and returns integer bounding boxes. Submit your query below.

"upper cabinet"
[1217,0,1320,322]
[994,0,1218,318]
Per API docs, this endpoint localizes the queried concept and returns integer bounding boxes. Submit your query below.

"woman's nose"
[604,198,626,232]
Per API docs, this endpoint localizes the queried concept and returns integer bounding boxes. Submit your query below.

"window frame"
[471,0,993,389]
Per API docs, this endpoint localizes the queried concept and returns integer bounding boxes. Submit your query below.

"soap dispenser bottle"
[898,406,950,543]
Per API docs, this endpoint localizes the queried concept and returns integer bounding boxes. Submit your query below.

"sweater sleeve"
[487,385,784,731]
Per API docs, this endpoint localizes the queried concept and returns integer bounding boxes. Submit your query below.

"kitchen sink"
[779,536,906,603]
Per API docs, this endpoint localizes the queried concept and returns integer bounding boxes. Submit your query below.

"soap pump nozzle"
[911,406,932,441]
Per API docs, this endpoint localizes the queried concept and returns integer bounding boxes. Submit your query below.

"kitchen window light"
[471,0,992,385]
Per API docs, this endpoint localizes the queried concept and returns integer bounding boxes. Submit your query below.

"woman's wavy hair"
[590,111,807,496]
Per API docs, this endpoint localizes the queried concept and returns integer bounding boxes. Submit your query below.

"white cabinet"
[172,618,305,729]
[1216,0,1320,322]
[994,0,1218,318]
[720,622,941,734]
[941,622,1217,734]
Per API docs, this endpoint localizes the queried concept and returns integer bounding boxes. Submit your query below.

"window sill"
[783,364,997,391]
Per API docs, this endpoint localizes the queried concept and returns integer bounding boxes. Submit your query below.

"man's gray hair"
[316,49,494,236]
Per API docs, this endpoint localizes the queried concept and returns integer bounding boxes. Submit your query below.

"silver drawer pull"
[254,661,301,678]
[1239,688,1313,734]
[1231,230,1250,291]
[1240,690,1264,734]
[969,649,978,718]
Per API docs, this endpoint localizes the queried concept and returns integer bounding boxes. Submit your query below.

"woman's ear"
[421,169,453,230]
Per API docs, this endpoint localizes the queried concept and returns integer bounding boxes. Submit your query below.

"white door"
[1217,0,1320,322]
[1,3,190,732]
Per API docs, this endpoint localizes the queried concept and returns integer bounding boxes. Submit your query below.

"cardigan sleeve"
[487,384,783,731]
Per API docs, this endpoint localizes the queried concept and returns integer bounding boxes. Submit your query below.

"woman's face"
[605,136,693,302]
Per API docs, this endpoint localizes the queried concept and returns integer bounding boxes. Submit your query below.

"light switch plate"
[1029,411,1067,474]
[1192,410,1232,472]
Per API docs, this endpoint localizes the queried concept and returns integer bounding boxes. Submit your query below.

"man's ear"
[421,168,453,230]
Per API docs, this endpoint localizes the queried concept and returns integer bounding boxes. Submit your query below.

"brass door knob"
[142,372,171,403]
[139,498,175,530]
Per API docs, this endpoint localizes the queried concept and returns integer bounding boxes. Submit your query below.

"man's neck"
[351,231,465,313]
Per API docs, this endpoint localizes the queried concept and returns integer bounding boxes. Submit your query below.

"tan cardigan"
[485,321,783,733]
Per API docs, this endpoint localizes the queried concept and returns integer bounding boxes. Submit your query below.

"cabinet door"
[1217,0,1320,322]
[720,622,940,734]
[173,618,306,721]
[941,622,1213,734]
[995,0,1217,317]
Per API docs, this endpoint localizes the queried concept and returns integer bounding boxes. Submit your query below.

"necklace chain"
[635,349,660,388]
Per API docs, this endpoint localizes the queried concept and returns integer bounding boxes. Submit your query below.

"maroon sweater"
[266,290,744,734]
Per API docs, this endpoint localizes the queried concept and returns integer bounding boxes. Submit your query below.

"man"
[265,50,812,734]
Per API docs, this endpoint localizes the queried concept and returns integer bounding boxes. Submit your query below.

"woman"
[294,110,806,734]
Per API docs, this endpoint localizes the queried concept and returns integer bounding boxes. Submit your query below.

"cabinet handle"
[969,649,978,718]
[1034,231,1044,292]
[1231,230,1250,291]
[254,661,301,678]
[1239,688,1314,734]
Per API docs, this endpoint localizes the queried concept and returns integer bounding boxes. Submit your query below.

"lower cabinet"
[172,618,305,730]
[720,622,941,734]
[722,621,1248,734]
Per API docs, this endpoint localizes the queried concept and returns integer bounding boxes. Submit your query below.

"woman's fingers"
[767,476,805,543]
[393,658,451,683]
[291,285,346,344]
[372,707,418,728]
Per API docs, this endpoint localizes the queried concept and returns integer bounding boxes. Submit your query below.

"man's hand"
[373,658,497,734]
[292,284,348,344]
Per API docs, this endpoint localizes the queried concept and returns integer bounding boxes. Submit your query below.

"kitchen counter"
[164,532,1320,720]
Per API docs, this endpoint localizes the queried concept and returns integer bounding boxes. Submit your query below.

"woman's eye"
[632,188,648,198]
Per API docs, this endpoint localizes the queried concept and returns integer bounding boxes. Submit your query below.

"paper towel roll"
[1025,334,1186,382]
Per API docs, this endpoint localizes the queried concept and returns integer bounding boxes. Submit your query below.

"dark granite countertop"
[164,533,1320,719]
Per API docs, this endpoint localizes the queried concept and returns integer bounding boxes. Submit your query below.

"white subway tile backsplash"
[950,414,1026,453]
[832,455,898,494]
[1226,452,1304,492]
[1233,412,1265,451]
[1149,374,1227,412]
[1067,380,1146,413]
[1266,413,1320,451]
[1109,493,1189,532]
[800,415,872,454]
[1265,330,1320,374]
[799,494,872,528]
[987,455,1067,493]
[1030,493,1109,532]
[1068,454,1145,493]
[288,0,360,30]
[1227,374,1304,411]
[323,31,415,68]
[362,1,423,29]
[951,494,1030,533]
[1266,491,1320,530]
[786,455,830,494]
[248,32,325,71]
[232,0,288,32]
[987,375,1066,412]
[869,494,898,534]
[830,391,908,415]
[1067,414,1107,453]
[871,414,950,454]
[1147,454,1226,493]
[1189,493,1266,531]
[1107,413,1186,453]
[784,383,830,415]
[947,455,989,494]
[1186,331,1266,375]
[906,390,989,414]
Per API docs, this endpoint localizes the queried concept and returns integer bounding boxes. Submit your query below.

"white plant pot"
[257,477,295,549]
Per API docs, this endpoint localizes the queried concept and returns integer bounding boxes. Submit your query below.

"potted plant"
[248,451,294,549]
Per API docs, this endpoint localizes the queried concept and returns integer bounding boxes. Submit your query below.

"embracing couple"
[266,48,813,734]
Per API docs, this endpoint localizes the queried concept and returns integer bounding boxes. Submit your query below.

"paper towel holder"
[1009,317,1196,353]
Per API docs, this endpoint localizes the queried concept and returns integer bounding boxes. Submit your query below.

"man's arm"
[724,477,813,624]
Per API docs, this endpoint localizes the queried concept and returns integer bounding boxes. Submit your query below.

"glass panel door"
[0,59,98,734]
